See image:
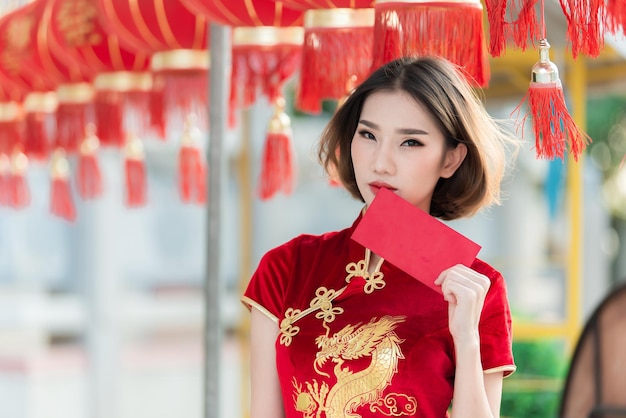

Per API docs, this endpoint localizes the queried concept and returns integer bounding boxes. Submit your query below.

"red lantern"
[96,0,210,135]
[0,4,57,162]
[371,0,490,87]
[296,8,374,114]
[49,0,153,208]
[48,0,153,147]
[278,0,373,10]
[179,0,303,27]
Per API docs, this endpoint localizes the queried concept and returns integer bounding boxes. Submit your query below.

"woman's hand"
[434,264,491,344]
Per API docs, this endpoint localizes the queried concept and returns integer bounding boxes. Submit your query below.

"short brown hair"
[318,56,517,220]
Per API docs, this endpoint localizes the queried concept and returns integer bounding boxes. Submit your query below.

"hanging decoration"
[485,0,612,58]
[124,132,147,207]
[178,114,206,205]
[0,99,27,209]
[49,148,76,221]
[296,8,374,114]
[558,0,605,58]
[514,1,590,161]
[231,27,304,201]
[484,0,540,57]
[8,149,30,209]
[371,0,490,87]
[77,123,103,199]
[0,4,56,163]
[49,0,154,207]
[48,0,153,147]
[96,0,210,137]
[231,26,303,125]
[258,96,295,200]
[607,0,626,34]
[179,0,303,27]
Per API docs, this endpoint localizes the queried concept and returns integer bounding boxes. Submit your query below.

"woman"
[243,56,518,418]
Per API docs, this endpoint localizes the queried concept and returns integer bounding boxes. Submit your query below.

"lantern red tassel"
[296,9,374,114]
[558,0,605,58]
[372,0,489,87]
[23,92,58,161]
[484,0,540,57]
[77,124,103,200]
[607,0,626,34]
[0,154,10,206]
[231,27,303,111]
[50,149,76,222]
[258,97,296,200]
[9,151,30,209]
[178,115,206,204]
[94,90,125,147]
[94,72,153,147]
[124,133,147,207]
[150,50,209,137]
[515,39,590,160]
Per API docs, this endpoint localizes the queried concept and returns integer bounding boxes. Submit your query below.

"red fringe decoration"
[178,145,207,204]
[258,100,296,200]
[231,45,301,110]
[296,27,373,114]
[9,171,30,209]
[150,69,209,137]
[607,0,626,35]
[50,151,76,221]
[0,120,22,157]
[558,0,605,58]
[149,89,166,140]
[95,90,152,147]
[258,131,295,200]
[24,112,52,161]
[125,158,147,208]
[50,178,76,221]
[95,91,125,147]
[484,0,540,56]
[56,102,88,154]
[372,2,490,87]
[7,151,29,209]
[516,81,590,160]
[0,155,9,206]
[77,154,103,200]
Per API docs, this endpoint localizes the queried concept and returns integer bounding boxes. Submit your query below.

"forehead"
[360,90,438,130]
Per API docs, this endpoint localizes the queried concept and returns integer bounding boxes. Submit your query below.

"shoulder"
[470,258,503,283]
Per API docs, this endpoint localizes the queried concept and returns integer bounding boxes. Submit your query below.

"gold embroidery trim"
[279,248,386,346]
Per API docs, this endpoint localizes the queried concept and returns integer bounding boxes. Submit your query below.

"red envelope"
[351,187,481,294]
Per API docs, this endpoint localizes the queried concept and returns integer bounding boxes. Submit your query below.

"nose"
[372,143,395,175]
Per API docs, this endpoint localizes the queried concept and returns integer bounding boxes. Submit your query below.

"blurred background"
[1,0,626,417]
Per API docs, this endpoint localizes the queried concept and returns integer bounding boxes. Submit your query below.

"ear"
[440,143,467,178]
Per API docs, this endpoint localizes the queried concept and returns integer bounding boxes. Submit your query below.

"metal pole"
[205,23,231,418]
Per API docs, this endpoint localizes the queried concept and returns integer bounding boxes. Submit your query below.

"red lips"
[369,181,396,195]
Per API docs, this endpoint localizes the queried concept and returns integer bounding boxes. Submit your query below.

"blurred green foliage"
[501,340,569,418]
[586,96,626,177]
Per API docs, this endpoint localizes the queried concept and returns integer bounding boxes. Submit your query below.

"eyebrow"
[358,119,429,136]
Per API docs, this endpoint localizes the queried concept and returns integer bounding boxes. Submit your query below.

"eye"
[358,130,376,140]
[401,138,424,147]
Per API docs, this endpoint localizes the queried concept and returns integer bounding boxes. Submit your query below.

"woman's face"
[350,90,466,211]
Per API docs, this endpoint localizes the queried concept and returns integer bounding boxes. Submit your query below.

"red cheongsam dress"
[243,214,516,418]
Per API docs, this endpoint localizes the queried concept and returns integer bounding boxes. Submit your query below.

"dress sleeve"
[241,239,296,323]
[472,259,517,377]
